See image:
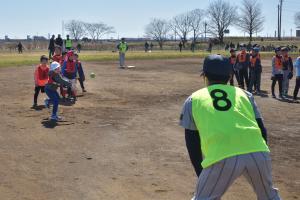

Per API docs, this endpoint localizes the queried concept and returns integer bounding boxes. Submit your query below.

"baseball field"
[0,53,299,200]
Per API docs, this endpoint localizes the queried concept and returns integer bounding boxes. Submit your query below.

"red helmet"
[67,50,74,57]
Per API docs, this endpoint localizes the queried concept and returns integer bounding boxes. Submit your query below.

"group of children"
[229,43,299,102]
[32,46,86,121]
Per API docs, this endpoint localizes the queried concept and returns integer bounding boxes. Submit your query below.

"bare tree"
[65,20,86,41]
[236,0,265,42]
[94,23,115,41]
[295,12,300,28]
[189,9,206,43]
[170,12,192,47]
[84,23,97,41]
[145,18,170,50]
[207,0,237,44]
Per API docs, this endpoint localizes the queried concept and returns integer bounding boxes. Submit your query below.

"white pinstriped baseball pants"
[194,152,281,200]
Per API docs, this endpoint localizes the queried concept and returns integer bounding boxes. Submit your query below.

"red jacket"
[52,54,63,65]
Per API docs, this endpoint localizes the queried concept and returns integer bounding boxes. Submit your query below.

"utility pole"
[277,4,280,40]
[204,22,207,41]
[278,0,283,40]
[62,21,65,38]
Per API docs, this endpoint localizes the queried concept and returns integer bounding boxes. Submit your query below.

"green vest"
[191,84,269,168]
[66,39,72,48]
[119,42,127,53]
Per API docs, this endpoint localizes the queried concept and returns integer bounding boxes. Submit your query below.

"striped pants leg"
[194,152,281,200]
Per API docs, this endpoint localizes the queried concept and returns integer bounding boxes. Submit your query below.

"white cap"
[50,61,60,71]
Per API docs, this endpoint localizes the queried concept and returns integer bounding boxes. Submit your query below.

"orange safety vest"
[274,56,283,70]
[35,64,49,86]
[237,51,247,63]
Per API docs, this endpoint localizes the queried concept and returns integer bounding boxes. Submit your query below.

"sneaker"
[272,94,276,98]
[50,115,63,121]
[44,99,50,108]
[279,95,285,99]
[82,89,87,92]
[31,103,37,108]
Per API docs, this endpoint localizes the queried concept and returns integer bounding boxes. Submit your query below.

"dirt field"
[0,58,299,200]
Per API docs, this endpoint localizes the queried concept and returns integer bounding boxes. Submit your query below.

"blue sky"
[0,0,299,39]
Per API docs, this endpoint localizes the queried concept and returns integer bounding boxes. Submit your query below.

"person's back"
[55,35,63,47]
[191,84,268,168]
[180,55,281,200]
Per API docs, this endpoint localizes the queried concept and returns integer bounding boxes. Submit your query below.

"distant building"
[296,30,300,37]
[33,36,47,41]
[4,35,9,41]
[27,35,31,40]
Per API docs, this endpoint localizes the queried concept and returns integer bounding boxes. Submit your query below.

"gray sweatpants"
[119,52,125,67]
[283,70,290,94]
[194,152,281,200]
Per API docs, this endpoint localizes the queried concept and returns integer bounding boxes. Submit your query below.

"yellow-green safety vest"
[119,42,127,53]
[66,39,72,48]
[191,84,269,168]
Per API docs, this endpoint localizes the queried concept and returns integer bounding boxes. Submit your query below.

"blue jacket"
[295,57,300,77]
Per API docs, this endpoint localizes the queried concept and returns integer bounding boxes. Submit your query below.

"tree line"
[145,0,266,49]
[64,0,300,49]
[65,20,115,41]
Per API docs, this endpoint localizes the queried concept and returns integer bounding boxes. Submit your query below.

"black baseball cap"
[230,48,236,53]
[202,54,232,77]
[40,55,48,62]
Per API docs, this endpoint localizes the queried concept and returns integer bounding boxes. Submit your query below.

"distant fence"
[1,38,300,52]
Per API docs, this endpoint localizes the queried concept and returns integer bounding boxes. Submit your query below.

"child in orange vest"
[33,55,49,108]
[228,48,239,86]
[248,47,262,95]
[271,47,284,98]
[235,43,250,89]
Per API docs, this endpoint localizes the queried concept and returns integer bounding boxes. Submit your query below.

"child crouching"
[62,51,77,101]
[45,62,71,121]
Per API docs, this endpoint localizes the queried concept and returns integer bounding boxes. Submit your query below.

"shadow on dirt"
[275,97,295,103]
[30,105,46,111]
[254,90,269,98]
[59,100,75,107]
[41,118,74,129]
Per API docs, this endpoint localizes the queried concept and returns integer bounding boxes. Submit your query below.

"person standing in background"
[65,35,73,51]
[17,42,23,54]
[55,34,63,47]
[281,47,294,97]
[248,47,262,95]
[235,43,250,90]
[48,35,56,59]
[293,54,300,103]
[117,38,128,69]
[271,47,284,99]
[179,41,183,52]
[144,41,149,52]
